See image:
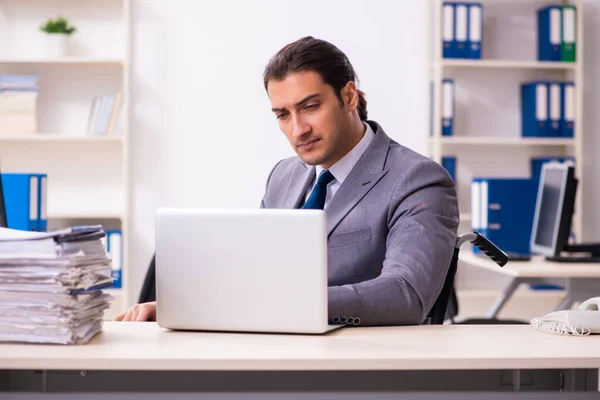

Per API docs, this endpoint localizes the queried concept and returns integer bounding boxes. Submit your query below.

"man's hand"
[114,301,157,322]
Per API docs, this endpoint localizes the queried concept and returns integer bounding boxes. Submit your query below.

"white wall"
[129,0,429,304]
[581,0,600,242]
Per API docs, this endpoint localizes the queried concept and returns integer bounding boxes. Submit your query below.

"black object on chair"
[425,232,509,325]
[138,253,156,303]
[443,235,528,325]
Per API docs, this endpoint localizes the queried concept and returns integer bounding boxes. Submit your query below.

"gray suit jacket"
[260,121,459,325]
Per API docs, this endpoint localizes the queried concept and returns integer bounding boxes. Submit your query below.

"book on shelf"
[86,92,122,136]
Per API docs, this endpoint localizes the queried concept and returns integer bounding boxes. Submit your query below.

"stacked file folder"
[521,81,575,138]
[538,5,577,62]
[442,2,483,59]
[0,225,114,344]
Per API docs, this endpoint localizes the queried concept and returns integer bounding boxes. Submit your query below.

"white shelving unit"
[434,136,576,146]
[436,59,577,70]
[0,0,130,319]
[0,58,123,65]
[0,135,124,142]
[428,0,584,241]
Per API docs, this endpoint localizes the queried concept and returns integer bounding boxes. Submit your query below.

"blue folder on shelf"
[1,173,40,232]
[538,5,562,61]
[454,2,469,58]
[35,174,47,232]
[442,157,456,182]
[561,81,575,137]
[548,81,562,137]
[442,78,454,136]
[471,178,538,256]
[104,229,123,289]
[442,2,455,58]
[521,81,549,137]
[467,2,483,59]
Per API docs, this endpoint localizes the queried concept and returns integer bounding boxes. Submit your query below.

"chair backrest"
[139,253,156,303]
[425,247,460,324]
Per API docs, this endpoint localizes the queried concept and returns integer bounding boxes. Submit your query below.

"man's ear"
[341,81,359,112]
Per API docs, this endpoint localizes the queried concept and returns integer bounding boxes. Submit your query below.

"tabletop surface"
[1,322,600,371]
[460,251,600,278]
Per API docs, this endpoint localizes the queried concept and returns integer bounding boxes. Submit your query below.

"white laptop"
[155,208,344,334]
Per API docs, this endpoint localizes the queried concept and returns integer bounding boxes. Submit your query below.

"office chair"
[139,253,156,303]
[439,234,527,325]
[425,232,509,325]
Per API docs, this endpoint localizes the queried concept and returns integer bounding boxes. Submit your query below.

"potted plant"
[39,16,76,57]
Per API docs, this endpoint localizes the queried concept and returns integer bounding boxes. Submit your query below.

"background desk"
[460,252,600,318]
[1,322,599,397]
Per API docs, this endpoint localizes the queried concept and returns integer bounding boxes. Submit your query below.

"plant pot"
[45,33,70,58]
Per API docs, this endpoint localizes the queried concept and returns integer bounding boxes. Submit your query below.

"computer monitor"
[530,162,577,258]
[0,167,7,228]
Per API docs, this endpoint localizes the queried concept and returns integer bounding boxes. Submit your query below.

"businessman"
[116,36,459,325]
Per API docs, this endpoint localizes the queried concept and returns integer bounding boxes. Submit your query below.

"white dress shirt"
[305,122,375,208]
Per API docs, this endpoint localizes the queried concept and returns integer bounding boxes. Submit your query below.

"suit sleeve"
[327,160,459,325]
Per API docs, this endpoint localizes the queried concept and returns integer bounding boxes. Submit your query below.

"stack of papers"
[0,225,115,344]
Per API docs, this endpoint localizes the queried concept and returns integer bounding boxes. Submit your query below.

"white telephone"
[530,297,600,336]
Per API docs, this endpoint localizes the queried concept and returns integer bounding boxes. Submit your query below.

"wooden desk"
[460,252,600,318]
[1,322,599,396]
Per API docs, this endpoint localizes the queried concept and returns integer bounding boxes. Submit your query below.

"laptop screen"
[530,162,576,257]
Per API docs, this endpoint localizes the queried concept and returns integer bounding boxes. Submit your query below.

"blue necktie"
[302,170,334,210]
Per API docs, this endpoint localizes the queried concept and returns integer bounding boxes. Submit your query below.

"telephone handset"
[530,297,600,336]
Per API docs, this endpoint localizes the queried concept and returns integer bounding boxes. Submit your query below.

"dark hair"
[263,36,368,121]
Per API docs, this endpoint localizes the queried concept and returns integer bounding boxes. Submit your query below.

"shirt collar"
[316,122,376,184]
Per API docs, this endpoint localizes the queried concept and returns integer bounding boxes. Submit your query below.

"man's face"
[267,71,351,168]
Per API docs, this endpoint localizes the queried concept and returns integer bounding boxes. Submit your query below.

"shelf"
[0,135,123,143]
[0,58,123,66]
[435,137,575,146]
[435,59,577,70]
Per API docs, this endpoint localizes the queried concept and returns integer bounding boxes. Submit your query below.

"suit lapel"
[325,121,392,236]
[325,169,388,236]
[281,162,315,209]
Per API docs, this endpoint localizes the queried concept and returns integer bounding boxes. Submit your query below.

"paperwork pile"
[0,225,114,344]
